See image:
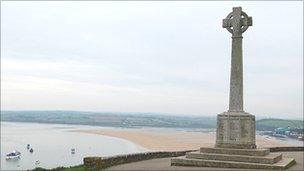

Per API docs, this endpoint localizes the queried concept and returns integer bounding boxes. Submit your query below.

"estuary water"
[1,122,146,170]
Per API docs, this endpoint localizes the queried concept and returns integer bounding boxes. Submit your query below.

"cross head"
[222,7,252,37]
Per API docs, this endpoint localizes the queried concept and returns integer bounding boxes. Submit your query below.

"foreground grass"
[32,165,85,171]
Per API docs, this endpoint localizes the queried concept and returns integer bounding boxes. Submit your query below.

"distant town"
[260,126,304,141]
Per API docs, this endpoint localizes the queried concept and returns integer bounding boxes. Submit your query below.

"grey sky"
[1,1,303,119]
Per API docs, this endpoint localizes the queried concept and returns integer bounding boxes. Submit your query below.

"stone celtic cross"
[223,7,252,112]
[223,7,252,38]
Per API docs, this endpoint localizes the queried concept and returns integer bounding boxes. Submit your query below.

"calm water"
[1,122,146,170]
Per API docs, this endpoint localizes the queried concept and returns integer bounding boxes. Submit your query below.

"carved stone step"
[171,156,296,170]
[200,147,269,156]
[186,152,282,164]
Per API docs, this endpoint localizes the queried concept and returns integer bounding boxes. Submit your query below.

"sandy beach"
[75,128,297,151]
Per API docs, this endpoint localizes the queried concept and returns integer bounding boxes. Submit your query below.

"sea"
[0,122,147,170]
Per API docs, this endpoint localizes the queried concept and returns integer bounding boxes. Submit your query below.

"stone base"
[171,147,296,170]
[200,147,269,156]
[216,111,256,149]
[171,156,295,170]
[187,151,282,164]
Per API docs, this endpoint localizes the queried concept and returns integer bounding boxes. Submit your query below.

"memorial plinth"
[170,7,296,169]
[216,112,256,149]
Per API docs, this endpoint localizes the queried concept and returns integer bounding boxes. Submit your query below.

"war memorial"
[170,7,296,169]
[83,7,302,170]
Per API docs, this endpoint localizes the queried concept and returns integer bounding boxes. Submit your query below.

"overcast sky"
[1,1,303,119]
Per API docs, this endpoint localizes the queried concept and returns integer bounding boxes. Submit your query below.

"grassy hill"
[256,118,303,130]
[2,111,302,131]
[1,110,216,129]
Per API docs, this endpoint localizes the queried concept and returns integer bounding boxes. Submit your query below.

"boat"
[27,144,30,150]
[35,160,41,165]
[30,148,34,153]
[6,150,21,160]
[71,148,75,154]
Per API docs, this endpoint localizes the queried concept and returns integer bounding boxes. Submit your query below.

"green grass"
[61,165,85,171]
[257,118,303,130]
[32,165,85,171]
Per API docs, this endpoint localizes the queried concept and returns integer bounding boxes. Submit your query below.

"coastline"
[74,128,299,151]
[1,121,146,170]
[2,121,300,152]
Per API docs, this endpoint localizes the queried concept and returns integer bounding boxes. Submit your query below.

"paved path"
[106,152,303,171]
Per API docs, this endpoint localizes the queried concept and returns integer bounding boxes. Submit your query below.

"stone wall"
[83,150,194,170]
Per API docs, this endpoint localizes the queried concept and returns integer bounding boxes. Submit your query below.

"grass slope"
[256,118,303,130]
[32,165,85,171]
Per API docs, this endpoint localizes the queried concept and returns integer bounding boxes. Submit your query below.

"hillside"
[1,111,216,129]
[1,111,302,131]
[256,118,303,130]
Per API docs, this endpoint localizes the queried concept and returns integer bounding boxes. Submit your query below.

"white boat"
[71,148,75,154]
[6,150,21,160]
[35,160,41,165]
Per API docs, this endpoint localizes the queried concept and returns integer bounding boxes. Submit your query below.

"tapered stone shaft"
[229,36,243,112]
[222,6,252,112]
